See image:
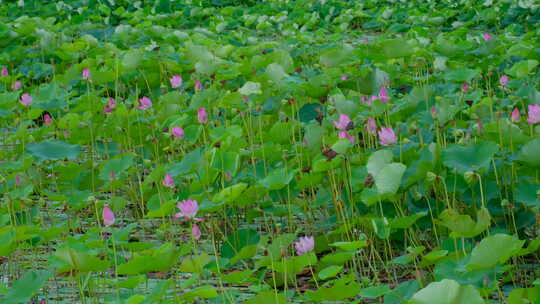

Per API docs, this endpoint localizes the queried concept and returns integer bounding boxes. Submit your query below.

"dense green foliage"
[1,0,540,303]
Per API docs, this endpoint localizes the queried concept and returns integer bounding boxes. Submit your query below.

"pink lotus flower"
[44,114,52,126]
[361,96,374,106]
[82,68,91,80]
[138,96,152,110]
[192,224,201,240]
[195,80,203,91]
[378,127,397,146]
[102,205,115,227]
[482,33,492,41]
[170,75,183,88]
[175,199,201,220]
[476,119,484,133]
[197,108,208,124]
[15,175,21,185]
[499,75,509,87]
[431,106,437,119]
[1,67,8,77]
[378,86,389,102]
[11,81,21,90]
[366,117,377,135]
[295,236,314,256]
[461,82,469,93]
[20,93,32,107]
[171,126,184,139]
[333,114,351,130]
[162,174,175,188]
[103,98,116,114]
[109,172,117,180]
[340,75,348,81]
[527,104,540,125]
[511,108,520,123]
[339,131,355,144]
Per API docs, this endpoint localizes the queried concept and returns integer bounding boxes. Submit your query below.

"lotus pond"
[1,0,540,303]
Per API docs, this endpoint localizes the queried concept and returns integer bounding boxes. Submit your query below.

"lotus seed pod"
[412,189,423,200]
[426,171,437,183]
[464,171,476,184]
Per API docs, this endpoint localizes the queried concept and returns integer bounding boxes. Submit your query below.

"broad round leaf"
[26,140,81,162]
